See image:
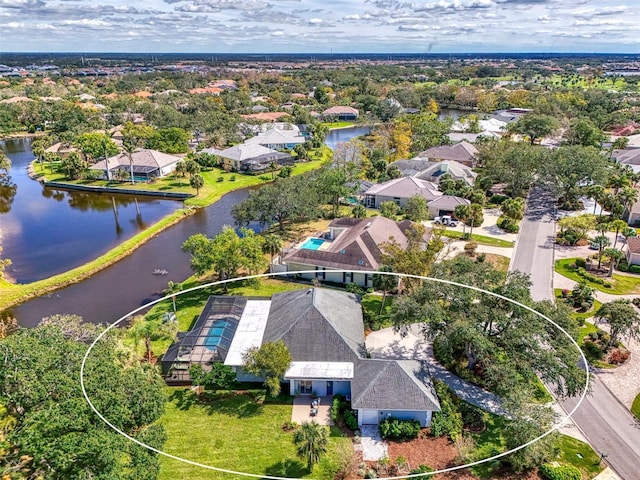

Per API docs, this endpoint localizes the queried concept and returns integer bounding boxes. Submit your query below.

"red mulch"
[381,432,541,480]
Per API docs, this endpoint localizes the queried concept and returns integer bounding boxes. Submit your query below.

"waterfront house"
[162,288,441,427]
[322,106,359,121]
[203,144,294,173]
[89,148,182,180]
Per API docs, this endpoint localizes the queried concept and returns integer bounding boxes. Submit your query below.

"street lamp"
[595,452,608,465]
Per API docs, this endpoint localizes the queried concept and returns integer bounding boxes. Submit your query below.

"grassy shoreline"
[0,151,331,312]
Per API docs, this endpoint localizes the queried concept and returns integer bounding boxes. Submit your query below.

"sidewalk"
[594,467,623,480]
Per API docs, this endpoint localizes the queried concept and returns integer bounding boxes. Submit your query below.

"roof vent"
[364,222,371,228]
[358,259,364,265]
[340,249,345,254]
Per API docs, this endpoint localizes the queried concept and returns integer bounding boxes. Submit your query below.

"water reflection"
[0,175,17,214]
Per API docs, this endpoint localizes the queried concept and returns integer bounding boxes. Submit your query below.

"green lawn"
[439,230,514,248]
[553,435,604,479]
[145,278,310,356]
[33,155,328,208]
[321,121,356,129]
[553,289,602,324]
[158,388,350,480]
[555,258,640,295]
[469,413,508,478]
[632,392,640,421]
[361,293,395,331]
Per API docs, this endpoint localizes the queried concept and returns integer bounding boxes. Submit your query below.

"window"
[299,380,312,395]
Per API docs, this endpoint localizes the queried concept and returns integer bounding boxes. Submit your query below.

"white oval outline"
[81,269,589,479]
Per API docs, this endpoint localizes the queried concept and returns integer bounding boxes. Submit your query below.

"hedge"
[378,417,421,440]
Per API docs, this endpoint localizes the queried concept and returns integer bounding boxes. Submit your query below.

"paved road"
[510,186,556,301]
[511,186,640,480]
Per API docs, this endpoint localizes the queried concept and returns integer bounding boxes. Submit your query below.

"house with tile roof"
[322,106,359,121]
[89,148,182,180]
[244,127,306,150]
[162,288,440,427]
[273,216,428,288]
[418,141,479,168]
[203,144,294,173]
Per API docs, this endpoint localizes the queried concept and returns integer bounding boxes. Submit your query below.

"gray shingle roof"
[90,149,181,172]
[263,288,365,362]
[626,236,640,254]
[364,177,442,201]
[414,160,477,186]
[351,359,441,411]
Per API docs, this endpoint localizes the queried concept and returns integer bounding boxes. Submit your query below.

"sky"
[1,0,639,53]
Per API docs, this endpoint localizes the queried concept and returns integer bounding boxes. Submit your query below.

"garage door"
[361,409,379,425]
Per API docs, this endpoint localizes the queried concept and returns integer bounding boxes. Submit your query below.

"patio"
[291,396,332,426]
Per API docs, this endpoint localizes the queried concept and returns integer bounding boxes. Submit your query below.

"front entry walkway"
[360,425,388,461]
[291,396,332,426]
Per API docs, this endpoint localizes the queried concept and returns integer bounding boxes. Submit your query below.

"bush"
[464,242,478,255]
[609,349,630,364]
[229,175,236,182]
[617,259,629,272]
[409,464,434,475]
[633,298,640,308]
[345,283,366,295]
[430,381,463,440]
[282,421,297,431]
[378,417,421,440]
[343,410,358,431]
[583,340,604,359]
[539,463,581,480]
[489,194,509,205]
[629,265,640,274]
[217,176,224,182]
[574,257,587,269]
[496,215,519,233]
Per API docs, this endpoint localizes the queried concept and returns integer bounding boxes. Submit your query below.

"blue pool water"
[300,238,325,250]
[205,320,232,349]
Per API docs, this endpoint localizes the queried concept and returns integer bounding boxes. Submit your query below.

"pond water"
[5,126,368,327]
[0,138,183,283]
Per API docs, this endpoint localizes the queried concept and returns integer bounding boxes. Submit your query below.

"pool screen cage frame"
[162,296,246,378]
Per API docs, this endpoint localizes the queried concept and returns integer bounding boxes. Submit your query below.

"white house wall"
[286,262,372,287]
[358,409,432,427]
[290,379,350,397]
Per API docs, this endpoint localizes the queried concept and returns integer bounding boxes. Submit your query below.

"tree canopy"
[242,340,292,397]
[0,316,166,480]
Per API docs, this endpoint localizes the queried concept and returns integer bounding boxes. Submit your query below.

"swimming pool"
[204,320,233,349]
[300,238,325,250]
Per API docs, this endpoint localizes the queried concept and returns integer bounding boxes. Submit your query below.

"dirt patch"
[387,433,462,472]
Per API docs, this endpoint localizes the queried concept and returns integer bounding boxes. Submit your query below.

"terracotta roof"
[322,106,359,116]
[282,216,429,271]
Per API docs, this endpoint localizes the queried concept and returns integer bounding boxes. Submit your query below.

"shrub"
[617,259,629,272]
[497,215,519,233]
[574,257,587,269]
[229,175,236,182]
[378,417,421,440]
[282,421,297,431]
[539,463,581,480]
[583,340,604,359]
[629,265,640,274]
[609,349,630,364]
[489,194,509,205]
[217,176,224,182]
[343,410,358,431]
[464,242,478,255]
[633,298,640,308]
[345,282,366,295]
[409,465,434,475]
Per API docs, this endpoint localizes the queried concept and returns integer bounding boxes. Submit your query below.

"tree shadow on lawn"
[263,458,307,479]
[205,393,265,418]
[168,388,201,411]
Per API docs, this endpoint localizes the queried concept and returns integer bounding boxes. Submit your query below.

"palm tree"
[468,203,484,237]
[129,315,178,363]
[293,421,329,471]
[586,184,605,215]
[454,204,470,237]
[31,139,46,168]
[190,173,204,195]
[608,219,628,249]
[174,161,187,186]
[163,281,182,314]
[262,234,282,264]
[122,139,137,184]
[373,265,397,314]
[604,248,625,277]
[617,187,638,217]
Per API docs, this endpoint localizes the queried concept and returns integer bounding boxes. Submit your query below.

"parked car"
[433,215,458,227]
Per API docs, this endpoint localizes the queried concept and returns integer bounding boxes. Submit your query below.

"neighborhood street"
[510,185,640,480]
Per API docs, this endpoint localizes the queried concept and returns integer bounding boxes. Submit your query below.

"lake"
[0,137,183,283]
[5,126,368,327]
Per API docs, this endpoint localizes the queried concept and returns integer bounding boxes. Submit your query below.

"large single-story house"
[414,160,477,186]
[322,106,359,121]
[624,192,640,225]
[203,144,294,173]
[162,288,441,427]
[363,177,442,209]
[244,127,307,150]
[612,148,640,173]
[89,148,182,180]
[626,237,640,266]
[447,131,501,143]
[389,158,435,177]
[418,142,479,168]
[272,216,429,287]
